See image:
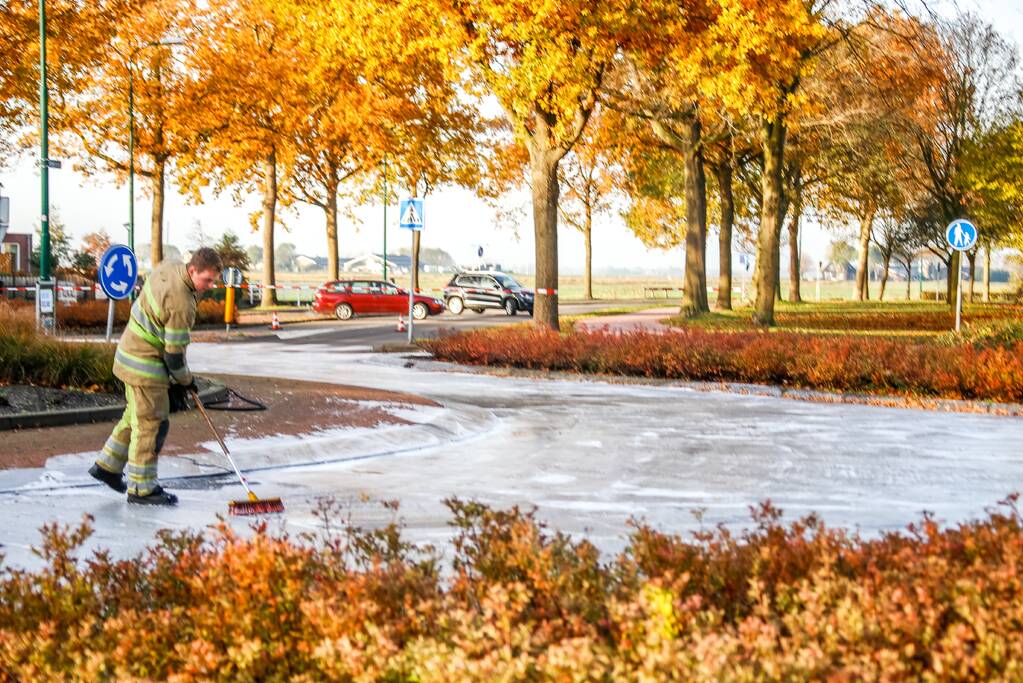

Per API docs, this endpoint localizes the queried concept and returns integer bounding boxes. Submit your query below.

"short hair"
[189,247,223,273]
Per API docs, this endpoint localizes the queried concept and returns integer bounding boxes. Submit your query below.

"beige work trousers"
[95,384,170,496]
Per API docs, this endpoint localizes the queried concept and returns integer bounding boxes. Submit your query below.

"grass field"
[242,269,1018,305]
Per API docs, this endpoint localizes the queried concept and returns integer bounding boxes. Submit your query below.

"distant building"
[1,232,32,273]
[294,254,329,271]
[342,253,410,274]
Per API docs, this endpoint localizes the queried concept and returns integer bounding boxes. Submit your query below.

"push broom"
[191,389,285,515]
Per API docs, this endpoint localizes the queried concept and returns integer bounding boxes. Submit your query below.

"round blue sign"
[945,219,978,252]
[98,244,139,300]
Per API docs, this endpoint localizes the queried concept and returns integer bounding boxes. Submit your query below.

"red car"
[313,279,445,320]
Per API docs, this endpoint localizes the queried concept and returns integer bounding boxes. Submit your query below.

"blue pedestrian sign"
[399,198,424,231]
[98,244,138,300]
[946,219,978,252]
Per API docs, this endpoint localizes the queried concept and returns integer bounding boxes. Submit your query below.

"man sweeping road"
[88,248,223,506]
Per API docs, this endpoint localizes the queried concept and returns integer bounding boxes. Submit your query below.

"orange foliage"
[2,497,1022,679]
[425,326,1023,403]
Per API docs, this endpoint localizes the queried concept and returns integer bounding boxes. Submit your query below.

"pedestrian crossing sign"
[399,198,424,231]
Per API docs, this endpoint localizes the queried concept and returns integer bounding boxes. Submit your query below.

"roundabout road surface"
[2,337,1022,568]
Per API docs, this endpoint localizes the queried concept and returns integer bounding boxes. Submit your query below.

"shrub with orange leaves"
[2,497,1023,680]
[424,326,1023,403]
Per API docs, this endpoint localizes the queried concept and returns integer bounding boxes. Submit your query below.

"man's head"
[187,248,223,292]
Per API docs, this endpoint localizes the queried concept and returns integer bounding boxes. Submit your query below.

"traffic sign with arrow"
[98,244,138,301]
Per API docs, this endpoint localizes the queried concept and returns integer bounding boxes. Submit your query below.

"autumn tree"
[53,0,196,268]
[708,0,834,325]
[81,229,112,265]
[558,110,621,300]
[177,0,304,307]
[898,13,1021,306]
[436,0,635,330]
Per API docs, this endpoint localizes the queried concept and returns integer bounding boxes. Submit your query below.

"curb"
[418,360,1023,417]
[0,378,229,431]
[374,342,425,353]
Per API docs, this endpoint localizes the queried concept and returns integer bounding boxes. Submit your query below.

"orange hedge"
[424,326,1023,402]
[55,298,231,330]
[1,498,1022,680]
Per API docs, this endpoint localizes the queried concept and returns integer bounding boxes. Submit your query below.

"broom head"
[229,497,285,516]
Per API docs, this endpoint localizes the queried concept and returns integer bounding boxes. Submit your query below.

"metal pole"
[408,231,415,344]
[105,298,115,343]
[382,155,388,282]
[955,253,963,333]
[38,0,50,282]
[128,65,135,254]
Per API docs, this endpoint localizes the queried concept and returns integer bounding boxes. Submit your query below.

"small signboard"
[222,267,243,287]
[946,219,978,252]
[399,198,424,231]
[98,244,139,301]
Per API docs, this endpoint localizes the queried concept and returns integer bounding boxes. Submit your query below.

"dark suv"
[443,272,534,316]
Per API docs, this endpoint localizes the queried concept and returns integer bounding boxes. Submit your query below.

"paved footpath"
[574,307,677,334]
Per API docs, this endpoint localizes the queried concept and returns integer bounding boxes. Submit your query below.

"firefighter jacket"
[113,260,198,387]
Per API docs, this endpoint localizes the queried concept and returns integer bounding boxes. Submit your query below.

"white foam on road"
[2,341,1022,569]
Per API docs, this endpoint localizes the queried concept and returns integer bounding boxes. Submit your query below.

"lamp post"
[37,0,55,331]
[128,38,185,256]
[382,154,388,281]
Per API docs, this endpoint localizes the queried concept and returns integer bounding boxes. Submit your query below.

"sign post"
[97,244,139,343]
[222,267,243,337]
[399,197,424,344]
[945,219,978,333]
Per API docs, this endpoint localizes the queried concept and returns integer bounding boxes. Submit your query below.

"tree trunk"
[325,178,340,281]
[787,172,803,303]
[260,150,278,307]
[879,252,892,301]
[855,206,874,301]
[906,257,913,300]
[946,251,958,306]
[716,160,733,310]
[583,207,593,300]
[967,249,977,304]
[150,160,165,266]
[984,241,991,302]
[529,147,560,330]
[412,230,421,292]
[680,116,709,316]
[652,116,708,316]
[753,114,786,326]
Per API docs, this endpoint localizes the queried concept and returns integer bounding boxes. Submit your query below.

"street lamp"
[128,38,186,256]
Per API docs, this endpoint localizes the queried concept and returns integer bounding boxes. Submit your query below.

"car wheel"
[447,296,464,315]
[334,303,354,320]
[472,308,485,314]
[412,302,429,320]
[504,298,517,316]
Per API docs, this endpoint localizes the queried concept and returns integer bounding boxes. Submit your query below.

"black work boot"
[127,485,178,507]
[89,463,127,493]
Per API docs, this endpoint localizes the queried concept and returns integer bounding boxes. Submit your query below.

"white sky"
[1,0,1019,276]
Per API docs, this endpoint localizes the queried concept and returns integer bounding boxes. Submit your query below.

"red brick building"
[1,233,33,273]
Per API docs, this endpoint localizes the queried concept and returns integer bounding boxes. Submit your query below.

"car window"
[495,275,520,289]
[328,282,348,292]
[380,283,401,295]
[455,275,476,287]
[484,277,501,290]
[349,281,376,294]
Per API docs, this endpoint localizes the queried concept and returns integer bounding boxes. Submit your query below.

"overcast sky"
[1,0,1020,276]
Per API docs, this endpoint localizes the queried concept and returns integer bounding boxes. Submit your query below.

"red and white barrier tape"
[535,288,558,296]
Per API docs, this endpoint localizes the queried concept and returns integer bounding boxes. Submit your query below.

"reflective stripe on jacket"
[113,261,199,387]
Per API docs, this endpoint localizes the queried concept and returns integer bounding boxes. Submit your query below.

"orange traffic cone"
[270,311,282,331]
[395,314,406,333]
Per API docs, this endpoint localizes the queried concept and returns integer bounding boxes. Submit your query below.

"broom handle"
[191,389,255,499]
